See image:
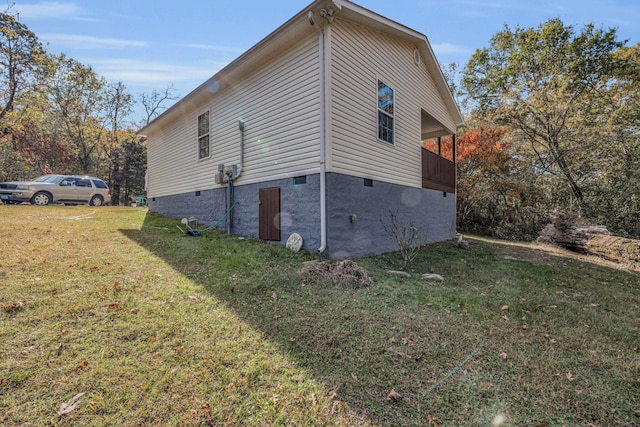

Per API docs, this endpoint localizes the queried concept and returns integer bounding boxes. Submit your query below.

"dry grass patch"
[299,260,375,288]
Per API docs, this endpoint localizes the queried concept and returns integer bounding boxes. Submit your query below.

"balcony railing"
[421,148,455,193]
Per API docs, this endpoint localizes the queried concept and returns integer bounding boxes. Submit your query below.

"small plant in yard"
[381,209,426,270]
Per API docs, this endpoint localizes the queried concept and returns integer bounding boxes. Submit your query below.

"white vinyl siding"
[329,19,457,188]
[146,32,321,197]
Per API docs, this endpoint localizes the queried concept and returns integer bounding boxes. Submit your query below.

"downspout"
[309,10,327,253]
[228,120,246,234]
[226,180,233,234]
[238,119,246,176]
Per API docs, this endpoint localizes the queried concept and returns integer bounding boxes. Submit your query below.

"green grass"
[1,205,639,426]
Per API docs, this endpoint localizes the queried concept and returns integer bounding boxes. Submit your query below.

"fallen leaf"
[501,315,509,321]
[188,295,198,300]
[57,392,85,416]
[501,305,509,311]
[108,301,121,308]
[566,372,576,382]
[351,373,358,381]
[114,281,121,291]
[272,292,277,299]
[521,324,529,330]
[499,352,508,360]
[387,389,402,401]
[579,321,590,328]
[3,301,24,313]
[75,360,89,371]
[426,414,440,427]
[402,337,415,346]
[388,337,397,344]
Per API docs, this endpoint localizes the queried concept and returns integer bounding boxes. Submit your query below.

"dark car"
[0,175,111,206]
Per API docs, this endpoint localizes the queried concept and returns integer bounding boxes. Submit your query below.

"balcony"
[421,148,455,193]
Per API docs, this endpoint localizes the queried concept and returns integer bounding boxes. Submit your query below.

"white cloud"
[13,1,93,21]
[87,58,224,89]
[40,33,147,49]
[431,42,471,55]
[177,44,244,54]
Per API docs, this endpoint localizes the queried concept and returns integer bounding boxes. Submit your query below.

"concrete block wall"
[148,172,455,259]
[325,173,456,259]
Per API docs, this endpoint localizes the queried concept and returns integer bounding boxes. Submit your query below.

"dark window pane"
[199,135,210,159]
[198,111,209,137]
[92,180,108,189]
[378,111,394,144]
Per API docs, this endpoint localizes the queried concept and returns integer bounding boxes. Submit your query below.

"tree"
[454,126,548,239]
[111,135,146,205]
[47,54,107,174]
[582,43,640,236]
[0,12,47,125]
[138,84,178,126]
[102,81,137,204]
[463,19,624,209]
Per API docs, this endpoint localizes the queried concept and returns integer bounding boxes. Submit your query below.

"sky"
[10,0,640,121]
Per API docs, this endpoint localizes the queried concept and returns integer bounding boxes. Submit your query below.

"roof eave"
[139,0,332,136]
[139,0,465,136]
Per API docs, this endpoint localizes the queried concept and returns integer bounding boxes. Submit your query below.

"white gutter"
[309,10,327,253]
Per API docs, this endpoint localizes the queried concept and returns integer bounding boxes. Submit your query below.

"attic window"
[198,111,210,159]
[377,80,394,144]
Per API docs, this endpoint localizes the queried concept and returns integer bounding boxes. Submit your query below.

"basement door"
[259,187,281,241]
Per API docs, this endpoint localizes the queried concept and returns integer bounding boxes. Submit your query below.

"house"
[138,0,464,259]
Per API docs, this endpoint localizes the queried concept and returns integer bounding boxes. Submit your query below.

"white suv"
[0,175,112,206]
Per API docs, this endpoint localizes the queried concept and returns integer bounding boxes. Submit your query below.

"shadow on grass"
[119,212,497,425]
[120,212,640,426]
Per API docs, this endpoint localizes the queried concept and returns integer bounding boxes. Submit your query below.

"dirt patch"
[299,260,375,289]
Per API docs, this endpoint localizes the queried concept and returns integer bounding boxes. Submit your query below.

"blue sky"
[11,0,640,120]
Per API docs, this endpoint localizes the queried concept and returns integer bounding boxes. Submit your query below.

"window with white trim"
[197,111,210,159]
[377,80,394,144]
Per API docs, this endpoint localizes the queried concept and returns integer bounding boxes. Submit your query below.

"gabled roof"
[139,0,464,135]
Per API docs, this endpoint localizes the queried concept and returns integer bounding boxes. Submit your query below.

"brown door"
[259,187,281,241]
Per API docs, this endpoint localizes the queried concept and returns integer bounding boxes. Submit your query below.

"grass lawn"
[1,205,638,426]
